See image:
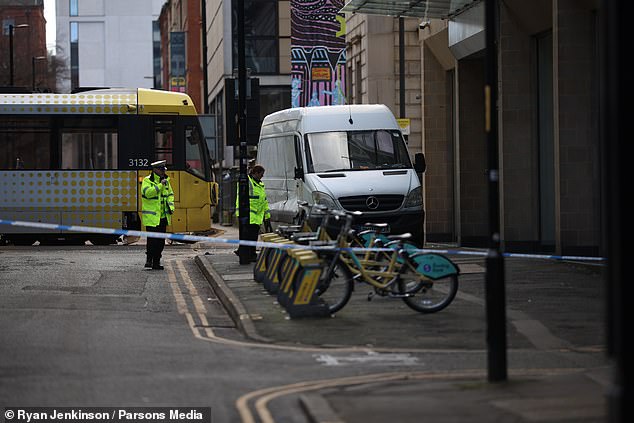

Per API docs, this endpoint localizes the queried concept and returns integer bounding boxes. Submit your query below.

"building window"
[232,0,278,74]
[346,63,352,102]
[154,120,174,165]
[207,93,224,163]
[216,92,224,160]
[355,60,362,104]
[152,21,161,89]
[70,22,79,90]
[70,0,78,16]
[259,86,290,120]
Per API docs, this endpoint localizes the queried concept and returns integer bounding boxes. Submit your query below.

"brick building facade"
[0,0,46,89]
[159,0,203,112]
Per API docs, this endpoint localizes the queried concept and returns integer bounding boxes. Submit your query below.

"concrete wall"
[457,57,488,246]
[421,36,454,242]
[345,14,422,157]
[205,0,230,101]
[499,2,541,249]
[555,0,600,254]
[496,0,600,254]
[415,0,601,254]
[55,0,160,93]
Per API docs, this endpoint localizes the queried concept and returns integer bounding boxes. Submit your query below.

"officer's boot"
[152,257,164,270]
[145,254,153,268]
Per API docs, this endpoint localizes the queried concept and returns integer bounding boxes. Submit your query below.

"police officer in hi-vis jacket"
[141,160,174,270]
[235,164,271,264]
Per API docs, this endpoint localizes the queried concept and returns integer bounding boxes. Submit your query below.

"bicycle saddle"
[387,233,412,241]
[363,222,389,229]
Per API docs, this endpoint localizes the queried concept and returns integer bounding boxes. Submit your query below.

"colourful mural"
[291,0,346,107]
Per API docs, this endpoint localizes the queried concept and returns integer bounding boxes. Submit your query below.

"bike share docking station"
[253,205,462,318]
[254,232,330,318]
[254,233,289,294]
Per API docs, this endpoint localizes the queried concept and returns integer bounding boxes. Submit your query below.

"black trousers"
[237,223,260,260]
[146,218,168,262]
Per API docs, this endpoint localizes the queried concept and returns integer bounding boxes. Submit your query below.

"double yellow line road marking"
[167,258,392,352]
[235,367,587,423]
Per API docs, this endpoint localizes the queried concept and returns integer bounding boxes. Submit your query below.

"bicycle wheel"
[399,261,459,313]
[315,259,354,314]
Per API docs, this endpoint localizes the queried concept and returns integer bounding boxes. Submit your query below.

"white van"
[256,104,426,244]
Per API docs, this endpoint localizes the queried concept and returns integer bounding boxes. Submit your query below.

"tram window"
[61,132,118,169]
[63,117,116,128]
[155,123,173,165]
[0,117,51,169]
[185,126,205,178]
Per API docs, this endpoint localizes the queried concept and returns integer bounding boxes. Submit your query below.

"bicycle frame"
[318,211,425,292]
[302,208,460,315]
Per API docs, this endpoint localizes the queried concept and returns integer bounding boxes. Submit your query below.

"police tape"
[0,219,606,262]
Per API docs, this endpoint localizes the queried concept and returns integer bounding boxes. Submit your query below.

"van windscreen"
[305,130,412,173]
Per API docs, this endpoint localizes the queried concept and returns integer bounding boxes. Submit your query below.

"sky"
[43,0,56,52]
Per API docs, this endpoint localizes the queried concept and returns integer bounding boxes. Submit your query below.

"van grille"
[338,195,404,212]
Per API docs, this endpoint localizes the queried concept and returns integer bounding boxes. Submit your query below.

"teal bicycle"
[313,210,460,314]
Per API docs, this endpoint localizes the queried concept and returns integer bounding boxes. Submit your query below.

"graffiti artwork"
[291,0,346,107]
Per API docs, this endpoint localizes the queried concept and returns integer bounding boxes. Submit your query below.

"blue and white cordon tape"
[0,219,606,263]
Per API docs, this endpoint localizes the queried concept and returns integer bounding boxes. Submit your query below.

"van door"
[290,134,304,210]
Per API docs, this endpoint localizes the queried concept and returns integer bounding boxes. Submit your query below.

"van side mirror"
[414,153,426,174]
[294,166,304,181]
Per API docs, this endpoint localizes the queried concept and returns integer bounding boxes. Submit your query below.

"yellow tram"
[0,88,218,245]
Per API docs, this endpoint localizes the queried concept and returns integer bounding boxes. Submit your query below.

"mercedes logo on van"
[366,196,380,210]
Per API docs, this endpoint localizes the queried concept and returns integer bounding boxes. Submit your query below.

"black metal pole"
[9,25,15,86]
[484,0,507,382]
[237,0,250,263]
[399,17,405,119]
[603,1,629,421]
[201,0,210,114]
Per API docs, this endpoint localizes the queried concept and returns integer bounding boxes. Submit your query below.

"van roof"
[261,104,400,134]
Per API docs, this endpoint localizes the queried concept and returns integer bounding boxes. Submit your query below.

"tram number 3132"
[128,158,149,167]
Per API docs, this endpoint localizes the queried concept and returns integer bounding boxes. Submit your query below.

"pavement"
[194,223,611,423]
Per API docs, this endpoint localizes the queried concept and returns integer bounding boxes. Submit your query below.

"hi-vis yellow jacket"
[141,173,175,227]
[236,175,270,225]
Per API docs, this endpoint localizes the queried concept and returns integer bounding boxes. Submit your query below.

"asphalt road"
[0,242,608,423]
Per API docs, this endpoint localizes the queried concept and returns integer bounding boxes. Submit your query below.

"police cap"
[151,160,167,169]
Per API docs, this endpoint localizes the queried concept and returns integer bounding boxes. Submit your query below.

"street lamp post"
[32,56,47,91]
[484,0,507,382]
[9,23,30,86]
